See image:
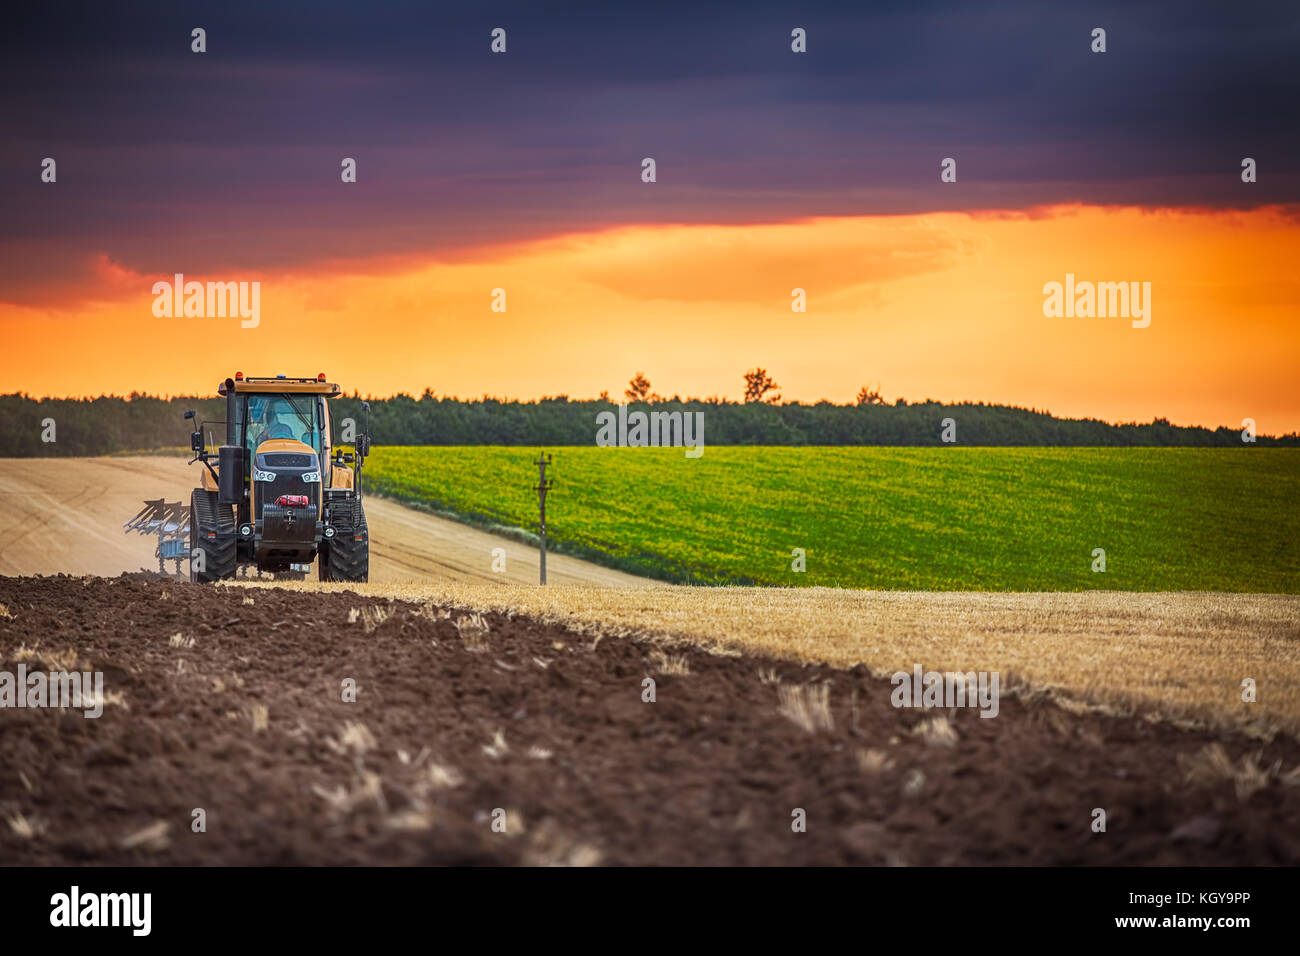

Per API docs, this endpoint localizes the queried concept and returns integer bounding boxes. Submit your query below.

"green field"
[366,447,1300,591]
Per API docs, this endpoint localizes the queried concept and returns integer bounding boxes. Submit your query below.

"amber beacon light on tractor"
[184,373,371,582]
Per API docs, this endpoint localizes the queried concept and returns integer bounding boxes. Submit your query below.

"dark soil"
[1,575,1297,865]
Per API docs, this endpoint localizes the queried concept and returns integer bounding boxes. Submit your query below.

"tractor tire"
[320,497,369,582]
[189,489,237,582]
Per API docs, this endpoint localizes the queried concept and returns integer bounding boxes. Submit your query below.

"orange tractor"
[185,373,370,582]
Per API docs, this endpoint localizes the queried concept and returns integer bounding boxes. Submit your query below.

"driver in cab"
[246,397,303,448]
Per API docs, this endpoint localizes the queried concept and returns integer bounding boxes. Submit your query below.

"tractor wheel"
[320,497,369,582]
[189,489,237,582]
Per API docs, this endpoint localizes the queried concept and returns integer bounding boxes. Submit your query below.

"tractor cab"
[185,373,371,583]
[245,393,324,458]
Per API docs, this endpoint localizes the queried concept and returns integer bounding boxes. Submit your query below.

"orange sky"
[2,204,1297,432]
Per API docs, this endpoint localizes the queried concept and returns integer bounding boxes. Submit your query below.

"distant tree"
[1,391,1292,455]
[598,390,611,402]
[625,372,652,402]
[743,368,781,404]
[856,385,885,406]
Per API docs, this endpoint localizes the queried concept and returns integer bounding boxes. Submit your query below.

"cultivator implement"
[124,499,190,576]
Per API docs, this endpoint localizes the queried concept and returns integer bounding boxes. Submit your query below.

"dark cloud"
[2,0,1296,302]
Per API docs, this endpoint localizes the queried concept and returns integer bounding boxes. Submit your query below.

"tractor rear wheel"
[189,489,237,582]
[320,497,369,582]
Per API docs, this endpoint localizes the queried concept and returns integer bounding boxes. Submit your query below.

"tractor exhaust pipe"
[225,378,238,446]
[218,377,244,506]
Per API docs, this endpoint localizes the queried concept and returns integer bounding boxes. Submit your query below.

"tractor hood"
[255,437,318,459]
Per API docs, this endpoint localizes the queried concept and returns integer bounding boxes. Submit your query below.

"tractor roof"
[218,375,341,397]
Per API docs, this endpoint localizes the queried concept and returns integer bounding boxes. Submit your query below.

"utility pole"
[534,453,554,584]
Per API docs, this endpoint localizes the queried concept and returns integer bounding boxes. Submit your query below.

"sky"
[2,1,1298,430]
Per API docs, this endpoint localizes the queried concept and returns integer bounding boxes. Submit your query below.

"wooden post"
[534,453,554,584]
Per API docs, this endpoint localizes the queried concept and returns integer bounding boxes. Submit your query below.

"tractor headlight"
[324,526,336,538]
[240,524,252,537]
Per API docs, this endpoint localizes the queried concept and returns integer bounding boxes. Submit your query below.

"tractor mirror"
[357,435,370,457]
[184,409,196,420]
[190,431,203,453]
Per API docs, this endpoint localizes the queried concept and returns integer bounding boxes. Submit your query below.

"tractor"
[185,373,371,583]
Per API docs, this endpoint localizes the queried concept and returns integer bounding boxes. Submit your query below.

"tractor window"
[244,394,323,459]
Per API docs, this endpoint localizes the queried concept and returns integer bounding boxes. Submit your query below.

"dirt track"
[0,457,648,586]
[1,574,1297,865]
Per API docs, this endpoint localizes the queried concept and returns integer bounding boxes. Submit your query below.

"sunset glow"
[3,204,1297,431]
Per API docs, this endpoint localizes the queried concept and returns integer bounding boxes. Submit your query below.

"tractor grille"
[253,452,320,521]
[263,453,313,468]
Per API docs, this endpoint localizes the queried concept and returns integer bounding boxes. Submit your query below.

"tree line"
[1,389,1294,455]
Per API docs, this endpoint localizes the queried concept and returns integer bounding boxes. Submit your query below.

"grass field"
[366,447,1300,592]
